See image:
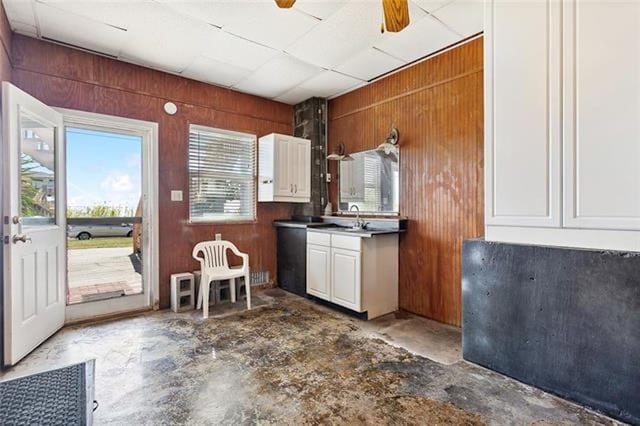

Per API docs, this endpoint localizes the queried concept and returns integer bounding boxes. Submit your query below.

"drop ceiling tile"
[11,21,38,37]
[155,0,234,27]
[233,54,321,99]
[35,3,128,57]
[286,1,427,69]
[299,70,363,97]
[117,3,213,73]
[221,5,320,50]
[412,0,455,13]
[36,0,155,30]
[374,14,460,63]
[182,56,251,88]
[334,47,405,81]
[3,0,37,29]
[198,28,280,71]
[274,86,317,105]
[294,0,346,20]
[433,0,484,38]
[162,1,320,50]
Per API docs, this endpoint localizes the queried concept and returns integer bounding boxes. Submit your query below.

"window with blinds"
[188,125,256,222]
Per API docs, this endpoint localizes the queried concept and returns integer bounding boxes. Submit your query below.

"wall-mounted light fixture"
[327,143,354,161]
[377,127,400,155]
[163,102,178,115]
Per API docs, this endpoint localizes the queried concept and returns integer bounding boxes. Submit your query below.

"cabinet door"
[484,0,562,227]
[306,244,330,300]
[331,248,361,311]
[563,0,640,230]
[274,136,292,197]
[292,139,311,198]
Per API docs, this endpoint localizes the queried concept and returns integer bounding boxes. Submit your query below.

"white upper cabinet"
[258,133,311,203]
[484,0,562,227]
[563,0,640,230]
[485,0,640,247]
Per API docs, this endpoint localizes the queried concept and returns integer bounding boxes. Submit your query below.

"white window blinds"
[188,125,256,222]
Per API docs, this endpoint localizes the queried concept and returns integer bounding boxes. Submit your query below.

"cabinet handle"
[295,184,298,193]
[290,184,293,193]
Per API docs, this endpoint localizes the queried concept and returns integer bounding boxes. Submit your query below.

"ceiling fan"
[274,0,410,33]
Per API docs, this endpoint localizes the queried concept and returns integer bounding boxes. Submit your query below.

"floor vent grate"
[250,271,269,285]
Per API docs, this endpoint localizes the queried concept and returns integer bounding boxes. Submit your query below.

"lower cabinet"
[306,244,330,300]
[330,247,361,311]
[306,230,398,319]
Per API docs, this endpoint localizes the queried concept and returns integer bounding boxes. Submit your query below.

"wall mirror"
[338,149,399,214]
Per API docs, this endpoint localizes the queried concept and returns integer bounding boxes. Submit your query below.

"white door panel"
[3,82,66,366]
[563,0,640,230]
[274,136,291,197]
[484,0,562,226]
[331,247,361,312]
[306,244,330,300]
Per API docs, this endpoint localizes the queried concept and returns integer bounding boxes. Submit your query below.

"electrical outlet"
[215,233,222,241]
[170,190,183,202]
[326,173,332,183]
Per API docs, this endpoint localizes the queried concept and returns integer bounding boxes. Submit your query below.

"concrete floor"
[1,289,620,425]
[68,247,142,303]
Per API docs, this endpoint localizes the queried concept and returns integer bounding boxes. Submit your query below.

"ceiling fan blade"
[382,0,410,32]
[275,0,296,8]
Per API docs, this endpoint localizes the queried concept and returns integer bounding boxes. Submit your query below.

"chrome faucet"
[349,205,366,230]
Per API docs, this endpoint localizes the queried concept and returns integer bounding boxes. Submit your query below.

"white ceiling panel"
[412,0,455,13]
[36,0,155,30]
[156,0,236,27]
[35,2,127,57]
[164,1,321,51]
[293,0,346,20]
[374,14,460,63]
[117,3,213,73]
[274,86,318,105]
[286,1,428,69]
[433,0,484,38]
[3,0,37,29]
[233,54,321,99]
[182,56,251,88]
[221,5,319,51]
[298,70,363,97]
[198,28,280,71]
[285,2,382,69]
[334,47,404,81]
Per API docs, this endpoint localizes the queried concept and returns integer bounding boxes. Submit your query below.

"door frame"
[58,108,159,322]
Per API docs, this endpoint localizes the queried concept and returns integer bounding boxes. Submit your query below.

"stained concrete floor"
[1,289,621,425]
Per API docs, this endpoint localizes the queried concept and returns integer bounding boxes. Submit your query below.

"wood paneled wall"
[11,35,295,309]
[0,5,11,84]
[328,38,484,326]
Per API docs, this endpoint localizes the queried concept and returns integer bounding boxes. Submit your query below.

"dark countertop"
[273,221,329,229]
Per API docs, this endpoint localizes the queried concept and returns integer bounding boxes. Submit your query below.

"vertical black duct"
[292,97,328,218]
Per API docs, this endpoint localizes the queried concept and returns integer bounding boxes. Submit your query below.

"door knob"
[12,234,32,244]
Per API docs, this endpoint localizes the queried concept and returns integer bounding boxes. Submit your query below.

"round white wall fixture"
[163,102,178,115]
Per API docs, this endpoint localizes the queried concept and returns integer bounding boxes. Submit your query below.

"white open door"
[2,82,66,366]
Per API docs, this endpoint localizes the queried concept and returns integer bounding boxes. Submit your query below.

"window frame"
[187,124,257,224]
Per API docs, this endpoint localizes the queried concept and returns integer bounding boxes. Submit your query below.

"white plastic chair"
[192,240,251,318]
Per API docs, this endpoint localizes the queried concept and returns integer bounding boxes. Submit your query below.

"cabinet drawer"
[307,231,331,247]
[331,234,361,251]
